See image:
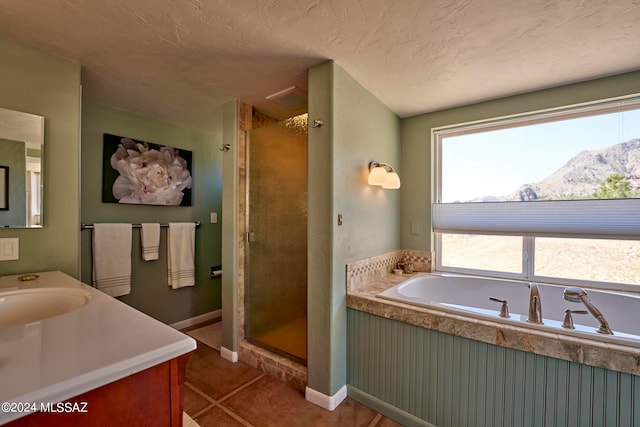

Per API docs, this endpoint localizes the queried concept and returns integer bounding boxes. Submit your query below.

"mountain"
[504,138,640,201]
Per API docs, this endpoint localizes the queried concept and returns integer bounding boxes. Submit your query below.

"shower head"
[563,286,586,303]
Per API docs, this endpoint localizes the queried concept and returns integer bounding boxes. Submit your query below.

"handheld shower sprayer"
[563,287,612,335]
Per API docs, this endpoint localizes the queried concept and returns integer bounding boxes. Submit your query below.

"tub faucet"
[527,282,543,324]
[563,287,613,335]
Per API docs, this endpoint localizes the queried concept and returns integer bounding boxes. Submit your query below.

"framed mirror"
[0,107,44,228]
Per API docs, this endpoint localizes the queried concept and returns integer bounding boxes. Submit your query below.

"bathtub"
[377,272,640,348]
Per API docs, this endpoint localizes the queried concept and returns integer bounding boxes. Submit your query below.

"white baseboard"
[220,346,238,363]
[169,309,222,330]
[305,385,348,411]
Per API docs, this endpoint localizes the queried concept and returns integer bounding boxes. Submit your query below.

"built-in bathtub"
[377,272,640,348]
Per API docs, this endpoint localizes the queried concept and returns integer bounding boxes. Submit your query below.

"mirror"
[0,107,44,228]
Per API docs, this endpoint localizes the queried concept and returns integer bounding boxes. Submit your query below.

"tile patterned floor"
[183,337,403,427]
[185,322,222,351]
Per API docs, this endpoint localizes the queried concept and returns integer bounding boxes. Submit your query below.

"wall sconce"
[368,161,401,189]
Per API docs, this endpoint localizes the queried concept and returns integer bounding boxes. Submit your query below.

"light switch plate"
[0,238,19,261]
[410,221,421,235]
[210,212,218,224]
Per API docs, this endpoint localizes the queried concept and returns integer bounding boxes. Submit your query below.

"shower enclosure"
[245,114,308,364]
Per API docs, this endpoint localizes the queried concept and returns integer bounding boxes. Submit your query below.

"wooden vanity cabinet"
[6,353,191,427]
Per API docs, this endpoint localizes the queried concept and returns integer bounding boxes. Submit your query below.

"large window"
[434,95,640,291]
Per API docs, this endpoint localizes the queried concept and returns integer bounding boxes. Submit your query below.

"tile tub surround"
[346,272,640,377]
[346,250,433,292]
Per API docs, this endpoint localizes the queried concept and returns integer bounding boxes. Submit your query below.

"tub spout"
[527,282,543,324]
[563,287,613,335]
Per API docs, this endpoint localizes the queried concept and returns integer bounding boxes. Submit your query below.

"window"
[434,95,640,291]
[439,234,523,275]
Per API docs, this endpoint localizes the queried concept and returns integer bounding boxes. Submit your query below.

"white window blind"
[433,199,640,238]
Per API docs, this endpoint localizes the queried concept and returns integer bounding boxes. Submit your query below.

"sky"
[441,108,640,203]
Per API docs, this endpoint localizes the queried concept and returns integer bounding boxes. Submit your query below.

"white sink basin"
[0,287,93,328]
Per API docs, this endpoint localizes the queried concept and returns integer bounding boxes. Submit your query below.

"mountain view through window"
[441,109,640,203]
[436,99,640,290]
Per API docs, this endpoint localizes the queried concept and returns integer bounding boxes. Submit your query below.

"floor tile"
[181,333,398,427]
[375,416,405,426]
[186,339,221,372]
[183,383,213,416]
[221,375,379,427]
[194,406,249,427]
[186,322,222,350]
[186,342,264,400]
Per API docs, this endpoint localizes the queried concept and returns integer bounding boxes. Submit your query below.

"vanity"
[0,271,196,426]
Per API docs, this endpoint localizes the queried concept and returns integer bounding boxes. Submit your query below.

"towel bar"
[81,221,201,230]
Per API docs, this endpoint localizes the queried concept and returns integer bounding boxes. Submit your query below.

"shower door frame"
[243,116,308,365]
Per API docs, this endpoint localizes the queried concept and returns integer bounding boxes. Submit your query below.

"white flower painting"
[102,134,193,206]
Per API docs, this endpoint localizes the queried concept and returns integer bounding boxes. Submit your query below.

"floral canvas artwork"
[102,134,192,206]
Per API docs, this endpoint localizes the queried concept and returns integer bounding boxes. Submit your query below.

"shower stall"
[244,114,308,364]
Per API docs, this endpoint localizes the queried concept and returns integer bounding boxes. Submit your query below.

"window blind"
[432,199,640,238]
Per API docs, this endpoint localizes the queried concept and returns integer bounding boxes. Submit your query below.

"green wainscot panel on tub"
[347,308,640,427]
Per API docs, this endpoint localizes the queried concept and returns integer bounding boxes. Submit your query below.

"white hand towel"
[167,222,195,289]
[140,223,160,261]
[92,223,132,297]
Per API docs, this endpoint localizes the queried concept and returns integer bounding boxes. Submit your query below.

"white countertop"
[0,271,197,424]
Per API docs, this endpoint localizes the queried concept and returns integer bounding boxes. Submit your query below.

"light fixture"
[368,161,401,189]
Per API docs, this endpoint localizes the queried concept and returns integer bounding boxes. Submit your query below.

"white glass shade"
[368,166,388,186]
[382,171,401,189]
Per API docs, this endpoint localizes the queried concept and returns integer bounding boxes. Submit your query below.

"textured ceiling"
[0,0,638,133]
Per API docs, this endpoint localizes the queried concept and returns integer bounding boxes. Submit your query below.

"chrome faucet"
[527,282,543,324]
[563,287,613,335]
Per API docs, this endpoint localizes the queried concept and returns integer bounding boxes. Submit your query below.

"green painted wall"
[221,99,239,351]
[348,308,640,427]
[401,70,640,251]
[307,61,335,395]
[0,138,27,227]
[307,61,401,396]
[80,102,222,324]
[0,36,81,277]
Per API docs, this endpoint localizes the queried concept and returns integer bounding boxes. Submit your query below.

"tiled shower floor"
[182,323,402,426]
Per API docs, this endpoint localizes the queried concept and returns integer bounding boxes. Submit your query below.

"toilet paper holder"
[210,265,222,278]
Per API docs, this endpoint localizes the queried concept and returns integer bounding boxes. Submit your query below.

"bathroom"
[1,5,640,427]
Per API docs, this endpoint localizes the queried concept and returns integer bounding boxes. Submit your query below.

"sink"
[0,287,92,328]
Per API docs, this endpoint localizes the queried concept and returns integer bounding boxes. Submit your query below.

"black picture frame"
[102,134,192,206]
